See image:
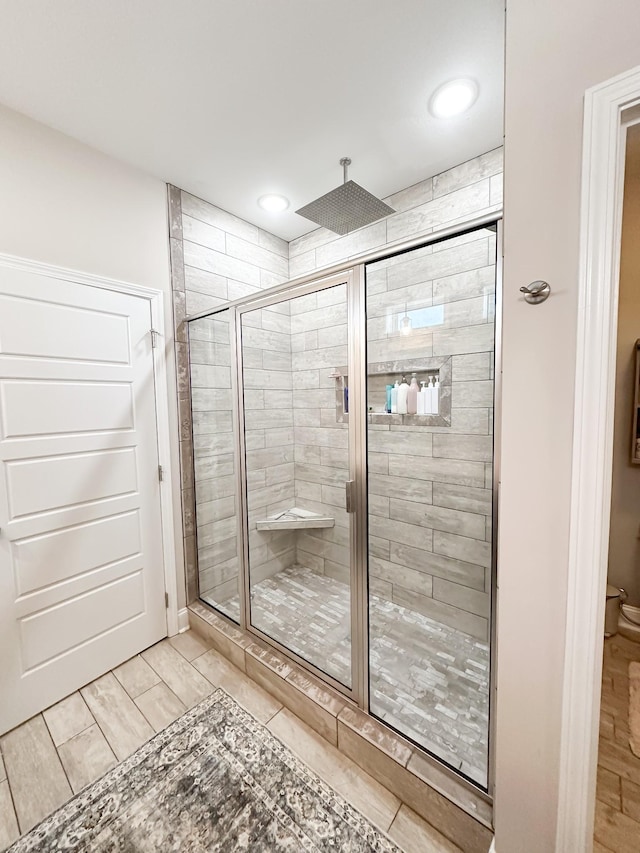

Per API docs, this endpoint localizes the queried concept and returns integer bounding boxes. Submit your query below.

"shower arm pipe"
[184,208,503,323]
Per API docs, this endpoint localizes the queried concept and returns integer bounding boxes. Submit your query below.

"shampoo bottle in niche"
[433,375,439,414]
[418,381,427,415]
[407,373,419,415]
[426,376,435,414]
[397,375,409,414]
[391,381,399,413]
[386,384,393,413]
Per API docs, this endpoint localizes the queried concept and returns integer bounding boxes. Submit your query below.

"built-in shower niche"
[334,356,452,427]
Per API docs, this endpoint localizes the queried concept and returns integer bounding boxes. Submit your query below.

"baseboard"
[177,607,190,633]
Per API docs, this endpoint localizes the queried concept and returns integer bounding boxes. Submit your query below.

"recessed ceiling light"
[258,194,289,212]
[429,79,478,118]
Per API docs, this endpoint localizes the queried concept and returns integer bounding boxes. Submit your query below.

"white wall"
[498,3,640,851]
[609,123,640,604]
[0,103,185,610]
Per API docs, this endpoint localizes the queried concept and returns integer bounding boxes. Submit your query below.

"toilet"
[605,584,622,637]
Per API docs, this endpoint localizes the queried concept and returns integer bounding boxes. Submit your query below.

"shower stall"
[186,216,500,793]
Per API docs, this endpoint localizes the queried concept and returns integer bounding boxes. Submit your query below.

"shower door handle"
[345,480,356,513]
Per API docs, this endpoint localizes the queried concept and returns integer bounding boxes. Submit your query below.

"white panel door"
[0,266,167,733]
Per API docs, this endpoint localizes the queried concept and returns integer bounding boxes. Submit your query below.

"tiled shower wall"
[169,147,502,635]
[365,234,495,641]
[285,148,502,642]
[242,303,297,588]
[290,289,350,583]
[168,187,291,602]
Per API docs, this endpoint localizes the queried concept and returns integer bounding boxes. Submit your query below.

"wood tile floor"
[0,630,461,853]
[595,634,640,852]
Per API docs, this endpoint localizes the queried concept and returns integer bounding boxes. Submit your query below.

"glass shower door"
[364,225,497,789]
[238,276,357,690]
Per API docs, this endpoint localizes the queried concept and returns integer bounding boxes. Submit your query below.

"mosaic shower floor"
[204,564,489,787]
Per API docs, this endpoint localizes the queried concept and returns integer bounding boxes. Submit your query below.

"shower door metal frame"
[186,210,503,801]
[233,268,370,707]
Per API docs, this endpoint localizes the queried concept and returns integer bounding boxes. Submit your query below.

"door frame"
[0,251,180,636]
[556,64,640,851]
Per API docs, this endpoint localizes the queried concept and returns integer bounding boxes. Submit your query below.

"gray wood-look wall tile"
[226,234,288,278]
[314,221,387,269]
[433,531,492,569]
[183,214,226,253]
[450,380,494,409]
[432,483,492,516]
[392,586,488,642]
[451,353,491,381]
[432,577,490,618]
[371,557,434,597]
[432,434,493,463]
[490,174,503,206]
[288,225,336,258]
[387,182,491,244]
[181,191,260,244]
[384,178,433,213]
[184,240,261,287]
[184,266,228,300]
[391,542,485,591]
[390,498,486,541]
[432,148,503,198]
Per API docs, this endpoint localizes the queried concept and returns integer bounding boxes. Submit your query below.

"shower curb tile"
[337,706,412,767]
[407,751,493,829]
[285,669,347,719]
[244,648,340,746]
[337,720,491,853]
[188,605,247,671]
[245,643,293,679]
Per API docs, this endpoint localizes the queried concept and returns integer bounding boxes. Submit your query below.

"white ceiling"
[0,0,504,241]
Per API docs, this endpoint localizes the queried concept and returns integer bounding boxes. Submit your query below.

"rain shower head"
[295,158,395,236]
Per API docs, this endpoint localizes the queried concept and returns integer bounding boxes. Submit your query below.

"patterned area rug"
[8,690,399,852]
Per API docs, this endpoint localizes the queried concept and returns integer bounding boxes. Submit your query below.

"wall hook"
[520,280,551,304]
